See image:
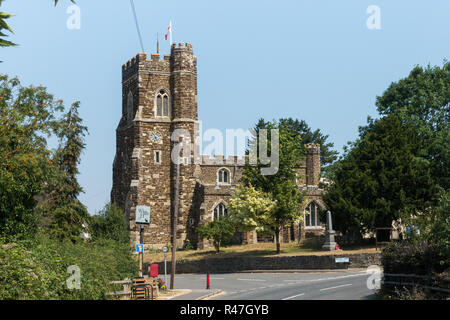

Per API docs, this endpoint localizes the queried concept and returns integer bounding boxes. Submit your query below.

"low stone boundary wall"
[145,253,380,274]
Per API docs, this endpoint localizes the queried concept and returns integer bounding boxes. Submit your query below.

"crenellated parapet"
[200,154,247,166]
[306,143,321,154]
[122,52,147,80]
[170,42,197,72]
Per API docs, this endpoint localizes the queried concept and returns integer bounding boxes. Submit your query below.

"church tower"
[111,43,199,249]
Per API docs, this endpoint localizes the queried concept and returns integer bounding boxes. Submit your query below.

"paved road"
[171,269,380,300]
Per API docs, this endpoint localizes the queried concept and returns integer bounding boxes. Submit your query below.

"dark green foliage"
[278,118,338,171]
[89,203,130,244]
[241,119,304,254]
[37,102,89,243]
[197,217,236,253]
[0,235,137,300]
[376,62,450,190]
[0,74,63,240]
[1,74,89,242]
[0,1,16,48]
[427,192,450,267]
[324,62,448,238]
[323,115,440,236]
[381,241,447,275]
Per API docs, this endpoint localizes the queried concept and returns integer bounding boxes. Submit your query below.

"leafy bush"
[0,234,138,300]
[197,217,236,253]
[427,192,450,267]
[381,241,447,275]
[0,74,63,241]
[0,240,67,299]
[89,203,129,244]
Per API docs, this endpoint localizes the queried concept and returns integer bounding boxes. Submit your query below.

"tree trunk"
[275,227,280,254]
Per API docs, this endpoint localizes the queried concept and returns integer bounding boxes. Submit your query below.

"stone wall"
[145,253,381,274]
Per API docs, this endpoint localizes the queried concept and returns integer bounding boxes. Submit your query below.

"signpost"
[171,154,180,290]
[135,206,150,277]
[162,246,168,289]
[136,205,151,224]
[136,244,144,253]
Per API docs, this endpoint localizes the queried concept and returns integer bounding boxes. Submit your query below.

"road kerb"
[236,268,369,274]
[196,290,223,300]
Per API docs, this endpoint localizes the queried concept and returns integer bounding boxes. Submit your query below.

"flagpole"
[157,32,160,54]
[170,20,173,46]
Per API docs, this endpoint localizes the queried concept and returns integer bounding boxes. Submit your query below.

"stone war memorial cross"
[322,211,337,251]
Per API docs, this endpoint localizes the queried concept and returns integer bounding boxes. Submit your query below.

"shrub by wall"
[0,235,137,300]
[381,241,448,276]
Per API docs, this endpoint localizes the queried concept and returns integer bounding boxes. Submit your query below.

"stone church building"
[111,43,326,250]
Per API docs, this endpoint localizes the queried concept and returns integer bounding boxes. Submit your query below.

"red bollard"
[206,273,210,289]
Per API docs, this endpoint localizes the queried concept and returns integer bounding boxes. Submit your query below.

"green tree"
[0,1,15,48]
[241,119,304,254]
[89,203,130,244]
[38,102,89,243]
[229,184,277,234]
[376,62,450,189]
[426,191,450,267]
[278,118,338,171]
[323,114,440,238]
[197,217,235,253]
[0,74,63,240]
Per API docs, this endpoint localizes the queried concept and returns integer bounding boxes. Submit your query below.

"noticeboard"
[136,205,151,225]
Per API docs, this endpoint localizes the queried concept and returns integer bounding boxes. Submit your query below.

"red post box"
[150,264,159,278]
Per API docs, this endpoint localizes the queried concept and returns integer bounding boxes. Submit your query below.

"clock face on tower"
[151,132,162,143]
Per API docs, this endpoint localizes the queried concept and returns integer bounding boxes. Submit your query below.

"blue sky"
[1,0,449,215]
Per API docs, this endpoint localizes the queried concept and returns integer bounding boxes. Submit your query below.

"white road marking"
[237,278,267,282]
[320,283,353,291]
[282,272,367,283]
[282,293,305,300]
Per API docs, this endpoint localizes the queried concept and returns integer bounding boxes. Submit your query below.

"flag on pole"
[165,20,172,44]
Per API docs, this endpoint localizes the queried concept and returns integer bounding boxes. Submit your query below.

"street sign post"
[136,206,151,225]
[162,246,168,289]
[136,205,151,277]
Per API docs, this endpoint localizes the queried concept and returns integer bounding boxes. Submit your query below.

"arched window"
[217,168,230,184]
[156,90,170,118]
[213,203,228,221]
[127,91,134,124]
[305,201,321,227]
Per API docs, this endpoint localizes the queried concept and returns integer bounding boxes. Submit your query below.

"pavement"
[168,269,381,300]
[171,289,222,300]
